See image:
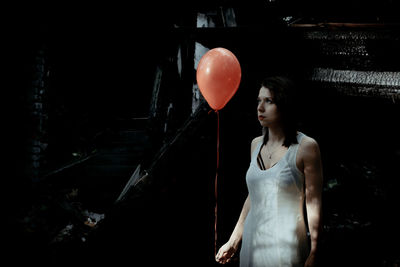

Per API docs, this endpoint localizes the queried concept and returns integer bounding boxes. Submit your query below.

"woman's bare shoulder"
[300,135,319,148]
[298,135,321,159]
[250,135,263,155]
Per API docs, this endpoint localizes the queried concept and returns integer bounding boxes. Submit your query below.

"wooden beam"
[290,22,400,29]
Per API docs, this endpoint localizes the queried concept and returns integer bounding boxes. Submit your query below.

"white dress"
[240,132,310,267]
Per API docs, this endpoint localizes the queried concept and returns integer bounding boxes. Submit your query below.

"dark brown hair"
[261,76,299,147]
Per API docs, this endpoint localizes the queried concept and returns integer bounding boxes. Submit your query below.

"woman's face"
[257,86,281,127]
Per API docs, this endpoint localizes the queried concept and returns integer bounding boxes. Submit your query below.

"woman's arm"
[215,195,250,264]
[302,138,323,266]
[216,137,260,264]
[227,136,261,247]
[227,194,251,249]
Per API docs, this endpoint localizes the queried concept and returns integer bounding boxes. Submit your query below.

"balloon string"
[214,110,220,257]
[208,109,220,257]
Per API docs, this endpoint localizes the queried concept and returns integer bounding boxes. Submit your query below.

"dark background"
[4,1,400,266]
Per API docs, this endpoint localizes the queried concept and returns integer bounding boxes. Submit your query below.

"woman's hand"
[215,241,237,264]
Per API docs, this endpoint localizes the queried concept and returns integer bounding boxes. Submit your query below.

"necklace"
[264,142,284,159]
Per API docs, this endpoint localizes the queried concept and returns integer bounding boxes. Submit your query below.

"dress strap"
[286,132,306,192]
[251,139,264,163]
[298,131,305,142]
[287,132,306,167]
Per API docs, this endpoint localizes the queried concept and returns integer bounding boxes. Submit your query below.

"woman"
[215,76,323,267]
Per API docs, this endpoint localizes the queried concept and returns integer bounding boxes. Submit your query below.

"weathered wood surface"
[311,68,400,101]
[296,27,400,100]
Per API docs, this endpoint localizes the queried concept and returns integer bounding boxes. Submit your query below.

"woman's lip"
[258,115,265,120]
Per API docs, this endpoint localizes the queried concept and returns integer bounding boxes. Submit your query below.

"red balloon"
[196,48,241,111]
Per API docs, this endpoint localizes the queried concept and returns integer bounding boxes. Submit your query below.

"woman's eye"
[257,98,273,104]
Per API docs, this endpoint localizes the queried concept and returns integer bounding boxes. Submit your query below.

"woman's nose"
[258,103,264,112]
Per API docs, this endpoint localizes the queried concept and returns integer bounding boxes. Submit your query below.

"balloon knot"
[208,109,219,115]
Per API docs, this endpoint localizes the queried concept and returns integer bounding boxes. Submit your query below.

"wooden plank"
[310,68,400,101]
[115,164,143,203]
[149,66,163,119]
[311,68,400,87]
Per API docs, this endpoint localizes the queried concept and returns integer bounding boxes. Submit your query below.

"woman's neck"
[267,126,286,145]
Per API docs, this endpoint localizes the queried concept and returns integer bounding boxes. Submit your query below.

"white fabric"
[240,132,310,267]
